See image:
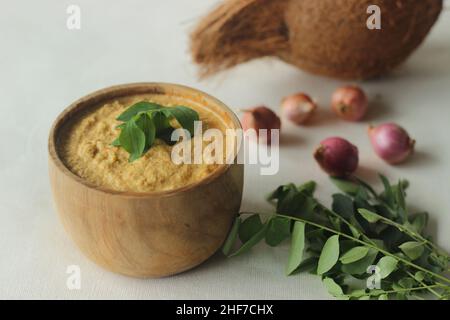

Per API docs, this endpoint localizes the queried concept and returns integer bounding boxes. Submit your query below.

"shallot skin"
[369,123,415,164]
[281,93,317,125]
[331,86,368,121]
[314,137,359,177]
[241,106,281,144]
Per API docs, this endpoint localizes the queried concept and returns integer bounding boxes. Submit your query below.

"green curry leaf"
[119,119,146,162]
[113,101,199,160]
[285,221,306,275]
[116,101,162,122]
[317,235,340,275]
[165,105,200,136]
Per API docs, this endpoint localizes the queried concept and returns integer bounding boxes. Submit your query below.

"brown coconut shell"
[190,0,443,79]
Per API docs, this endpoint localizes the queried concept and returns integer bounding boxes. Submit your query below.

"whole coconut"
[191,0,442,79]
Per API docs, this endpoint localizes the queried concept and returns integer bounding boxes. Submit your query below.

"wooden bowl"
[48,83,243,278]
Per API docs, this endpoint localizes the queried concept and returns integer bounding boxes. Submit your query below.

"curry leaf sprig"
[112,101,199,162]
[223,175,450,300]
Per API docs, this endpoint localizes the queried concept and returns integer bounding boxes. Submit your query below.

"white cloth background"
[0,0,449,299]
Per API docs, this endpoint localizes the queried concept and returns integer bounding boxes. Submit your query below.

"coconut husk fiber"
[190,0,443,79]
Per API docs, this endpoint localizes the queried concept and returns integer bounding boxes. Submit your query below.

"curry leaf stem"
[247,212,450,286]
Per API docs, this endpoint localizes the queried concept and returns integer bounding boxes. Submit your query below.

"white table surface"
[1,0,449,299]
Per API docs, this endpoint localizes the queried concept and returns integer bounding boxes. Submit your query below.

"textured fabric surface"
[0,0,449,299]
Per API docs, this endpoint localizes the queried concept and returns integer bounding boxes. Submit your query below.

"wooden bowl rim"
[48,82,242,198]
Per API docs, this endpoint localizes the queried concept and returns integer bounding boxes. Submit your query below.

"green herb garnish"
[112,101,199,162]
[223,174,450,300]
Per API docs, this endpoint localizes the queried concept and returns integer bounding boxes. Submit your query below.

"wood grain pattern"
[48,83,244,278]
